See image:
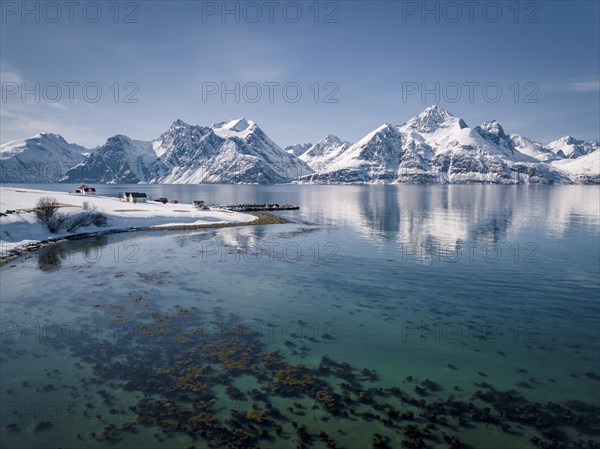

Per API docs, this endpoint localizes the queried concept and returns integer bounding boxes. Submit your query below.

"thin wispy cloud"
[563,79,600,93]
[0,62,24,84]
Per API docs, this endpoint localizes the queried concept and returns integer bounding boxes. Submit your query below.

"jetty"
[215,203,299,212]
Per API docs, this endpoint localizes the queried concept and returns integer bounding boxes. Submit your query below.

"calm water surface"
[1,185,599,449]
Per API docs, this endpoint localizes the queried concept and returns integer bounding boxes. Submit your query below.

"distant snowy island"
[1,106,599,185]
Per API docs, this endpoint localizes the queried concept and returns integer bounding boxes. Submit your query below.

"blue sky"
[1,0,599,148]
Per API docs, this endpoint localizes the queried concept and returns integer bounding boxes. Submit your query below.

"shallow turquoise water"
[1,185,599,449]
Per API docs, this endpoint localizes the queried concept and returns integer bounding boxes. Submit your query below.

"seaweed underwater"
[4,301,599,449]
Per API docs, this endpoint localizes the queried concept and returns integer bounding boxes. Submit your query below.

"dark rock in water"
[414,385,428,396]
[297,425,310,442]
[319,430,337,448]
[584,372,600,381]
[372,433,390,448]
[401,410,415,420]
[389,387,402,396]
[421,379,441,391]
[441,432,462,448]
[225,386,245,400]
[34,421,53,432]
[5,423,20,432]
[361,368,379,381]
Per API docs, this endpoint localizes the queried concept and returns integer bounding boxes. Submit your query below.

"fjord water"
[1,185,599,449]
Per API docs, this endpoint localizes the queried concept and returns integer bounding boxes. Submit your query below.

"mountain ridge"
[1,106,598,184]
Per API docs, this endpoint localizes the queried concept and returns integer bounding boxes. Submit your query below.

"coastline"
[0,212,291,265]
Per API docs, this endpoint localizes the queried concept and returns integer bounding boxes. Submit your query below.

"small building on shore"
[75,184,96,194]
[122,192,147,203]
[193,200,209,210]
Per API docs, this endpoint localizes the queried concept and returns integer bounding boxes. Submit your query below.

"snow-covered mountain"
[3,108,598,185]
[300,124,406,183]
[63,118,312,184]
[150,118,312,183]
[298,135,352,172]
[547,136,600,159]
[551,150,600,184]
[509,134,559,162]
[297,106,587,184]
[0,133,88,183]
[64,135,155,184]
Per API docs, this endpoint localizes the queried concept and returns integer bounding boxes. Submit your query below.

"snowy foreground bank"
[0,187,256,257]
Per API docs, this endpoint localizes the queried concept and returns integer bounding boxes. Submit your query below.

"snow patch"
[0,187,256,256]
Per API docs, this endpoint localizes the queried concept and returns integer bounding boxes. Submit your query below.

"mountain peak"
[213,118,255,131]
[171,119,189,128]
[557,135,577,144]
[34,132,68,143]
[479,120,507,137]
[404,105,466,133]
[232,117,253,132]
[106,134,133,146]
[299,133,353,169]
[212,118,258,139]
[321,134,342,144]
[474,120,515,156]
[548,135,598,159]
[423,104,451,115]
[375,123,396,132]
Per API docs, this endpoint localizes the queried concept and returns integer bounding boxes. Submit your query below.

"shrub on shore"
[35,197,107,233]
[65,211,107,232]
[35,197,60,223]
[82,201,97,211]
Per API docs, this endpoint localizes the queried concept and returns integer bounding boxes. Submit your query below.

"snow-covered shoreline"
[0,187,257,259]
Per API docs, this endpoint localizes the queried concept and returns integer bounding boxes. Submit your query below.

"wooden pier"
[216,203,299,212]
